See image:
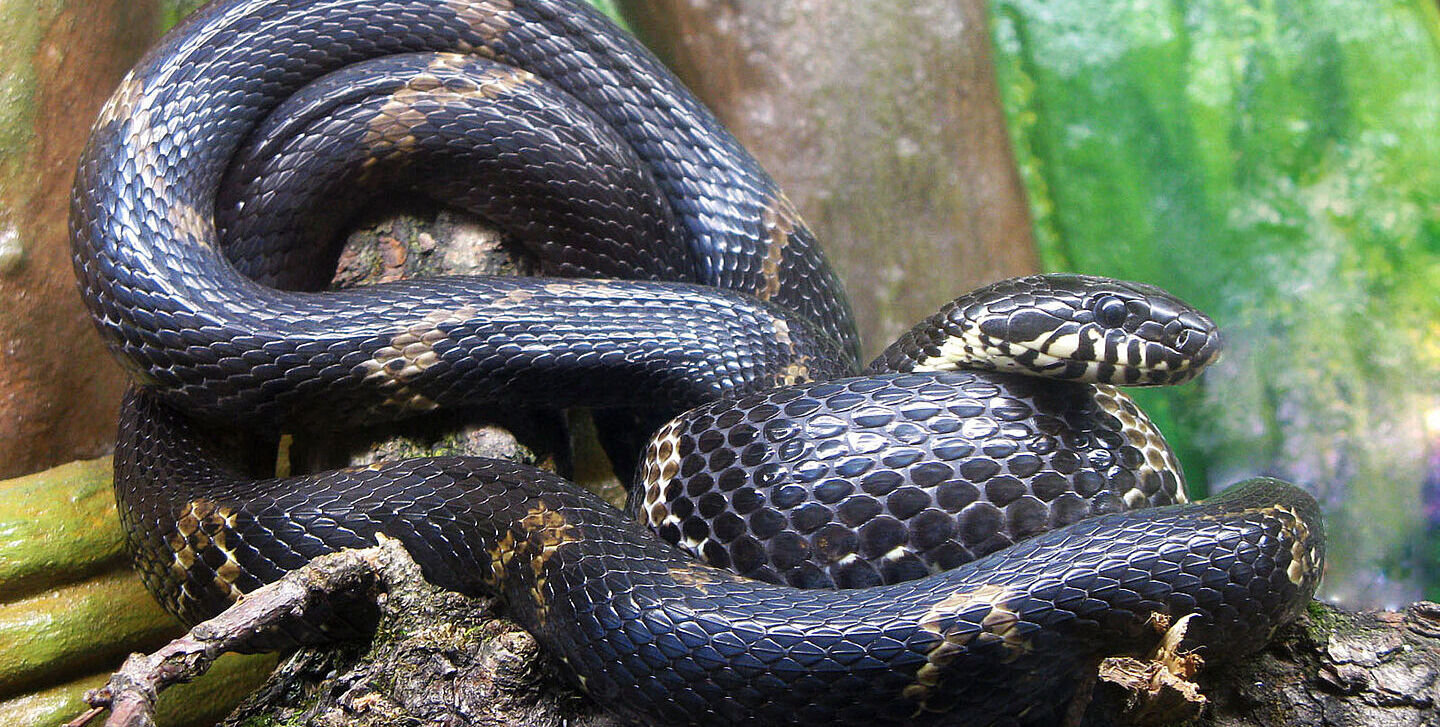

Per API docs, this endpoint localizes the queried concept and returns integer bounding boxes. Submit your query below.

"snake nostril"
[1175,328,1215,357]
[1201,333,1223,360]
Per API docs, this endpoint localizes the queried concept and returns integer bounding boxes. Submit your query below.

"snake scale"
[69,0,1326,725]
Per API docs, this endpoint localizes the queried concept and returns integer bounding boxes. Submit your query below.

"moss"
[0,0,44,275]
[1304,600,1345,640]
[0,0,40,172]
[989,0,1440,605]
[227,709,307,727]
[0,457,125,597]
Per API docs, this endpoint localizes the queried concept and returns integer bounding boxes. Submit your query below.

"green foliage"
[585,0,628,27]
[990,0,1440,605]
[158,0,205,32]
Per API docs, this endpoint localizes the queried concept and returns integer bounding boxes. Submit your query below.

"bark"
[79,537,1438,727]
[218,542,629,727]
[619,0,1040,358]
[1193,603,1440,726]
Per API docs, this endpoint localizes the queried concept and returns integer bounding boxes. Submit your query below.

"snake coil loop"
[72,1,1324,725]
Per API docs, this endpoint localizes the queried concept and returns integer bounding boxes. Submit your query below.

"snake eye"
[1093,296,1128,328]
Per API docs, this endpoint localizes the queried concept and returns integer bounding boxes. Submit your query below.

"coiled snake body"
[71,1,1325,725]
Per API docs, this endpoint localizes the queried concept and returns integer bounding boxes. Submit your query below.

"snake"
[69,0,1326,725]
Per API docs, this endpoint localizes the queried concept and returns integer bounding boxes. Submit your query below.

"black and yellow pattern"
[72,1,1324,725]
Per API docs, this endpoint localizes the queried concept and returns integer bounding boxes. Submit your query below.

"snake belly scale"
[71,0,1325,725]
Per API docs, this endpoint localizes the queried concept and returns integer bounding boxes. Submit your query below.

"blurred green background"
[988,0,1440,607]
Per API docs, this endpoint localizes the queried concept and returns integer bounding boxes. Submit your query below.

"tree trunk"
[620,0,1039,358]
[0,0,155,478]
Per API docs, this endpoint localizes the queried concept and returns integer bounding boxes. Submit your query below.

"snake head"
[871,274,1221,385]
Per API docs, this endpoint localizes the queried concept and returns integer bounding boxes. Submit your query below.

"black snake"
[69,0,1326,725]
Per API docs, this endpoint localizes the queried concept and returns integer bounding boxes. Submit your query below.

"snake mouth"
[982,316,1220,386]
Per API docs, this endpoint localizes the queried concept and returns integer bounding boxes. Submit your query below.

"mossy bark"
[0,461,277,727]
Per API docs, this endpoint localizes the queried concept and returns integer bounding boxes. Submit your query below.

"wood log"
[78,537,1437,727]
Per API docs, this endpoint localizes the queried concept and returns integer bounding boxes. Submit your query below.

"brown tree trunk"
[0,0,156,479]
[620,0,1039,357]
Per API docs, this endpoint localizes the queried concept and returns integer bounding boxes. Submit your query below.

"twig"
[62,706,106,727]
[79,538,405,727]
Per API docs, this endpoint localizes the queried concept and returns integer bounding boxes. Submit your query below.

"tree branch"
[79,534,1438,727]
